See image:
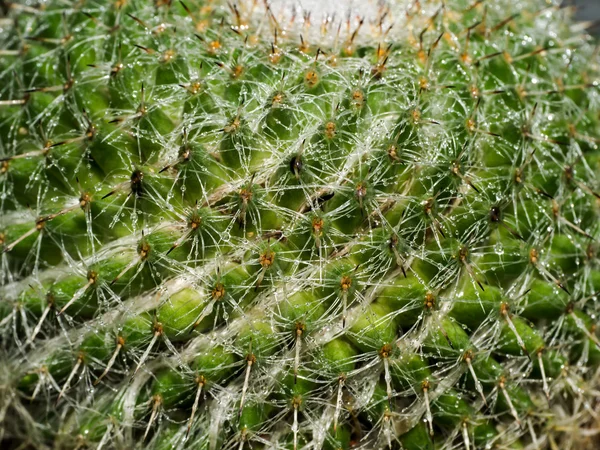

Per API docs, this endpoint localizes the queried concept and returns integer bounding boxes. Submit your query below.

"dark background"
[574,0,600,35]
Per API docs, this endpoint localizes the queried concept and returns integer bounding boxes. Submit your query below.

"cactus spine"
[1,0,600,449]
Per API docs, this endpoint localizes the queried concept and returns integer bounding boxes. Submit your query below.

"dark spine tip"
[437,225,446,239]
[536,188,554,199]
[558,282,570,295]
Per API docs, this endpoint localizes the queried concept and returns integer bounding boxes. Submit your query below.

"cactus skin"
[1,0,600,449]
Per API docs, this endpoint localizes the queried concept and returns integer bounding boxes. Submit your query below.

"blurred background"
[574,0,600,35]
[267,0,600,37]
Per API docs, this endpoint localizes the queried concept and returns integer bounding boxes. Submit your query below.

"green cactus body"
[1,0,600,449]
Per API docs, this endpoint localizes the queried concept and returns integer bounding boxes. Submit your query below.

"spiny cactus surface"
[1,0,600,449]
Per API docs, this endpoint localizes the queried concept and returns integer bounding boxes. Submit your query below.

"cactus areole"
[1,0,600,449]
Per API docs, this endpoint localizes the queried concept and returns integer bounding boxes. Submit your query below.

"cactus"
[1,0,600,448]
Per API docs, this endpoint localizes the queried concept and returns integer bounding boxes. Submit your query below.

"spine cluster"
[0,0,599,449]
